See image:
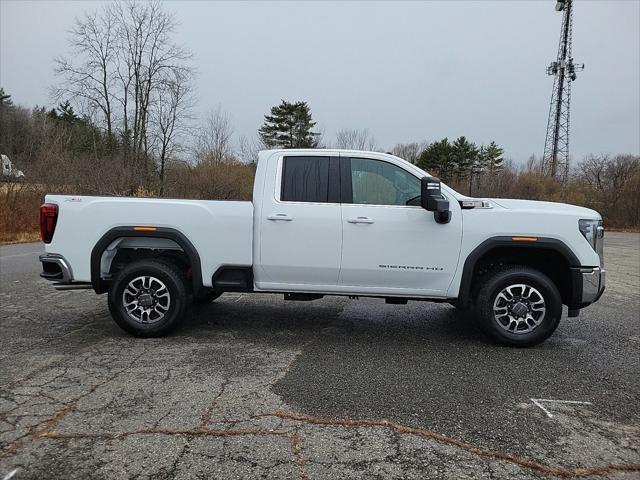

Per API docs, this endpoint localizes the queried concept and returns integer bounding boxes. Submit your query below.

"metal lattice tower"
[541,0,584,182]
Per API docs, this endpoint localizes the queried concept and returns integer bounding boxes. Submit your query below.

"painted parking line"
[531,398,593,418]
[3,469,19,480]
[221,294,244,302]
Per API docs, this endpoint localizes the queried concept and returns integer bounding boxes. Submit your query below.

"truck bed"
[44,195,254,287]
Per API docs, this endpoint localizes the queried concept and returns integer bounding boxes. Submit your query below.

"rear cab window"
[280,156,339,203]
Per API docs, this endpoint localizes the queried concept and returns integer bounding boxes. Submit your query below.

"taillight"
[40,203,58,243]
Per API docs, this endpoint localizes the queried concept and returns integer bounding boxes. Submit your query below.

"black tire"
[475,266,562,347]
[192,289,223,304]
[108,259,188,337]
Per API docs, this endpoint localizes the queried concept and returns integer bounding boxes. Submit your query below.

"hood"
[489,198,600,219]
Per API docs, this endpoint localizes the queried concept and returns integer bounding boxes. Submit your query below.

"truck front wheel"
[108,260,188,337]
[475,266,562,347]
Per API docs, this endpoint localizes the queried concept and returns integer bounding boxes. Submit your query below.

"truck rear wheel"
[475,266,562,347]
[108,260,188,337]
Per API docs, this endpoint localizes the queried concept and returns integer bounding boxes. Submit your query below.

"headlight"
[579,219,604,257]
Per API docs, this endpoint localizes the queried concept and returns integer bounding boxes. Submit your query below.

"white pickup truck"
[39,149,605,346]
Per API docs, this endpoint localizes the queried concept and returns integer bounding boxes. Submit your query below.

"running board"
[284,293,324,301]
[54,282,93,290]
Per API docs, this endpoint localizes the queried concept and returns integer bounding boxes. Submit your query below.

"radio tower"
[541,0,584,182]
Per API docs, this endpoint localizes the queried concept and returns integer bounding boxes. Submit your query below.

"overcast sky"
[1,0,639,161]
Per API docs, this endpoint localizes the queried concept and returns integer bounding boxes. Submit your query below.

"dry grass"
[1,231,40,245]
[0,183,43,245]
[607,226,640,233]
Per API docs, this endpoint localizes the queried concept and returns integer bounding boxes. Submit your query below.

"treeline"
[402,135,639,228]
[399,136,639,231]
[0,92,255,198]
[414,137,504,195]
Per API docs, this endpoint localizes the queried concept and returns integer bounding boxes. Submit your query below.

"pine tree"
[0,88,13,107]
[451,136,479,182]
[258,100,319,148]
[57,101,80,124]
[417,138,455,182]
[471,141,504,195]
[483,141,504,173]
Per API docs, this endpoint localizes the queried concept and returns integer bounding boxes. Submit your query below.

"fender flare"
[90,226,203,295]
[457,236,580,305]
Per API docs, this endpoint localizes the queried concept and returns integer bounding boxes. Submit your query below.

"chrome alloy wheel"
[492,284,546,334]
[122,276,171,324]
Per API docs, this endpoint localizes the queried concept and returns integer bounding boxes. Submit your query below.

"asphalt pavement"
[1,234,639,479]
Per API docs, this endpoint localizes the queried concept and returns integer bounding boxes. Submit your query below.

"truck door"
[338,156,462,296]
[256,154,342,289]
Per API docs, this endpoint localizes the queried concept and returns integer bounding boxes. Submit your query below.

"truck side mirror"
[420,176,451,224]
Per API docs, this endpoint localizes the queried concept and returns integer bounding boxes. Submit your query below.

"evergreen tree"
[258,100,319,148]
[482,141,504,172]
[57,101,80,124]
[468,141,504,195]
[42,101,111,157]
[451,136,479,182]
[416,138,455,182]
[0,88,13,107]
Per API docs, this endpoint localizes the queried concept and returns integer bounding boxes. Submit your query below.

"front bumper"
[581,267,606,304]
[40,253,73,283]
[568,266,605,315]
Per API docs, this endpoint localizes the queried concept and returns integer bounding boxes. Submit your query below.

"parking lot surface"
[1,233,639,479]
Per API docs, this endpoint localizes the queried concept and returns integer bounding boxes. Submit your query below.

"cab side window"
[349,158,421,206]
[281,156,330,203]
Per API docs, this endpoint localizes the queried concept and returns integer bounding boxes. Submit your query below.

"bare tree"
[114,0,191,164]
[391,141,429,164]
[237,135,263,165]
[579,154,607,192]
[195,106,235,165]
[54,7,117,137]
[579,154,640,213]
[335,128,376,151]
[55,0,193,184]
[524,154,540,174]
[152,68,194,195]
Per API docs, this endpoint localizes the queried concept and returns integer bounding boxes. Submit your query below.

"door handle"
[347,216,374,224]
[267,213,293,221]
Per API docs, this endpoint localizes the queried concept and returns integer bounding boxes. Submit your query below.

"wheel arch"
[458,236,580,307]
[90,226,203,295]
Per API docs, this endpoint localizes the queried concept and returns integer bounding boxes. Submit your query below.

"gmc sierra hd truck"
[39,149,605,346]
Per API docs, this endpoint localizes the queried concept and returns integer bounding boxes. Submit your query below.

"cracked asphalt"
[1,233,639,479]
